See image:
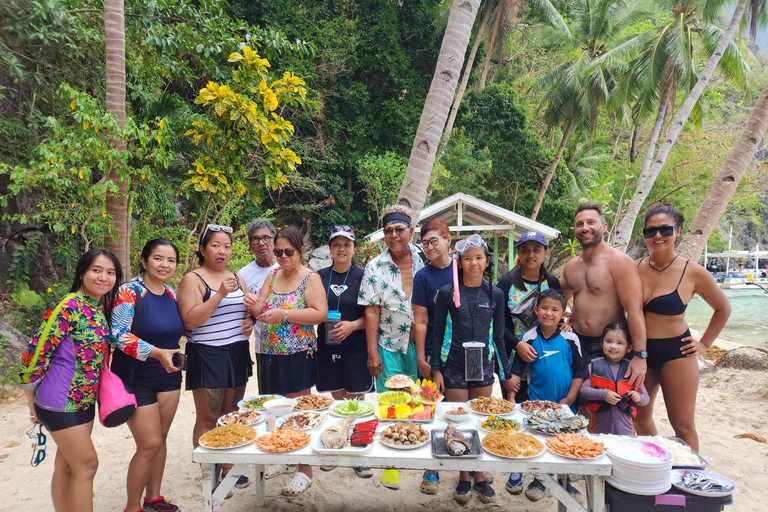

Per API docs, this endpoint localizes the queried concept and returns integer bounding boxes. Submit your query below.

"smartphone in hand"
[172,353,187,371]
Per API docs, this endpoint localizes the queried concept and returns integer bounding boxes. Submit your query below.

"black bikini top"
[639,259,690,316]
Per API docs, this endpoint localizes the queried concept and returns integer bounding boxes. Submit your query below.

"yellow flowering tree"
[184,46,308,234]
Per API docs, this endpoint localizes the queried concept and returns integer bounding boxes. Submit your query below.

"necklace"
[648,255,677,276]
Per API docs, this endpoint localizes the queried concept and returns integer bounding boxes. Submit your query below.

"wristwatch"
[632,350,648,359]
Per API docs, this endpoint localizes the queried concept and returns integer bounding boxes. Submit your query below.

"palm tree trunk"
[478,7,501,90]
[530,123,572,221]
[678,80,768,260]
[750,0,758,45]
[441,0,494,150]
[397,0,482,219]
[612,0,748,252]
[104,0,129,273]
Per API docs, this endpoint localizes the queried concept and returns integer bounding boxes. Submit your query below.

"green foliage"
[0,84,175,251]
[434,128,494,200]
[357,152,408,227]
[6,233,41,293]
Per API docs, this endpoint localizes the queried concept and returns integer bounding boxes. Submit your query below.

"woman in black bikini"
[634,205,730,451]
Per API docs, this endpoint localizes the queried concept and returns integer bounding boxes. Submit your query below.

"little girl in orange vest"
[579,322,649,435]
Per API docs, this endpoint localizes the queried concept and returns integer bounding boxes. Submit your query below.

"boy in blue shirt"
[507,289,587,501]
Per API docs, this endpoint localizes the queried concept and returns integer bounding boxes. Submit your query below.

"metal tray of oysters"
[431,425,482,458]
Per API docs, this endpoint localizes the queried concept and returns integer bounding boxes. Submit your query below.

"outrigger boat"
[703,249,768,297]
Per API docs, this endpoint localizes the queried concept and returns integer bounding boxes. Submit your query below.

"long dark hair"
[508,261,561,293]
[70,249,122,323]
[139,238,179,274]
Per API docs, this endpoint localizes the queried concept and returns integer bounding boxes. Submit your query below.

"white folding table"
[192,403,611,512]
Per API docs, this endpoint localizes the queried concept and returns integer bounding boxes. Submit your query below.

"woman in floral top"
[20,249,122,512]
[245,226,327,497]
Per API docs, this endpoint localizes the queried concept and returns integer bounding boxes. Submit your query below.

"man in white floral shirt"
[359,204,425,489]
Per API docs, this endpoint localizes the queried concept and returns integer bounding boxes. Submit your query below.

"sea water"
[686,296,768,346]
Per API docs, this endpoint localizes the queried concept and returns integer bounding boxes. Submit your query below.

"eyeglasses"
[26,424,46,467]
[455,234,487,255]
[383,226,407,236]
[274,248,296,257]
[642,225,675,238]
[422,236,445,247]
[201,224,233,241]
[250,235,273,245]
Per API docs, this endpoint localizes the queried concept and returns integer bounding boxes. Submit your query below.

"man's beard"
[577,231,603,248]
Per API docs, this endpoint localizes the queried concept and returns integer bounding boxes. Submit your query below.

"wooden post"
[508,229,515,268]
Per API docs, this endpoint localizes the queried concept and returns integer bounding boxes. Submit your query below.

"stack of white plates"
[604,438,672,495]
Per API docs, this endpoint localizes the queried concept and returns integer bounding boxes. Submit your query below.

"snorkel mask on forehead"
[451,234,489,308]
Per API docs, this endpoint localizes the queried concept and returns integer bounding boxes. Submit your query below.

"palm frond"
[699,24,756,95]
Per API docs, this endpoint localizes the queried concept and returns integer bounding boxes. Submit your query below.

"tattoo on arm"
[207,388,225,417]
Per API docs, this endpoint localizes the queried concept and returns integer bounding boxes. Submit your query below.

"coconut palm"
[441,0,569,148]
[104,0,129,271]
[612,0,751,251]
[678,80,768,260]
[528,0,650,221]
[397,0,482,219]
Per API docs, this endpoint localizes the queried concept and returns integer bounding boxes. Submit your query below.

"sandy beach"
[1,343,766,512]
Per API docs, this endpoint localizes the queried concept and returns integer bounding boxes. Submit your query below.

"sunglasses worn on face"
[274,248,296,257]
[643,225,675,238]
[250,236,273,245]
[383,226,407,236]
[423,236,444,247]
[26,424,46,467]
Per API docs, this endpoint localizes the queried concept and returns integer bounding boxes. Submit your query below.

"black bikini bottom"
[647,329,690,372]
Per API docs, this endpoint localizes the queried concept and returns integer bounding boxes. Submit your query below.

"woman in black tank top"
[633,205,730,452]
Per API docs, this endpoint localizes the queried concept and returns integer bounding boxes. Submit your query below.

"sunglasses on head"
[331,225,353,233]
[642,225,675,238]
[201,224,233,241]
[383,226,407,236]
[273,248,296,257]
[26,424,46,467]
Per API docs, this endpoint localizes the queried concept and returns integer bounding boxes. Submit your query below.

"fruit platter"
[374,391,434,421]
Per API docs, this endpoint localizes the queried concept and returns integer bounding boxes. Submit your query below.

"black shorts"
[442,364,495,389]
[647,330,690,372]
[574,332,603,361]
[315,348,374,395]
[35,404,95,432]
[123,372,182,407]
[260,351,316,395]
[185,340,253,391]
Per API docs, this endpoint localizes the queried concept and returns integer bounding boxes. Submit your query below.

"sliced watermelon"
[410,405,433,420]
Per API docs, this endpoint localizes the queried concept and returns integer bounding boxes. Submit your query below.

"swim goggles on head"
[454,234,488,255]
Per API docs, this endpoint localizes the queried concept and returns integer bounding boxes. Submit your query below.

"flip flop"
[281,472,313,497]
[381,469,400,490]
[265,464,295,480]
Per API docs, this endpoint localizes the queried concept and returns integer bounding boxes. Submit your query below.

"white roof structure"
[365,193,560,243]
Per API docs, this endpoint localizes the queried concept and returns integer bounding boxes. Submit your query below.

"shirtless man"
[560,202,647,388]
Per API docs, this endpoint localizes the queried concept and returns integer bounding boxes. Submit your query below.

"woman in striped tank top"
[176,225,254,490]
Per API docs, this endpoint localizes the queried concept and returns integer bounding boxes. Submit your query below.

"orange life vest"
[586,358,636,417]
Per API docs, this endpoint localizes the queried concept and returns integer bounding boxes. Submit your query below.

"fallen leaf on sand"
[4,441,20,448]
[0,453,9,461]
[734,433,766,443]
